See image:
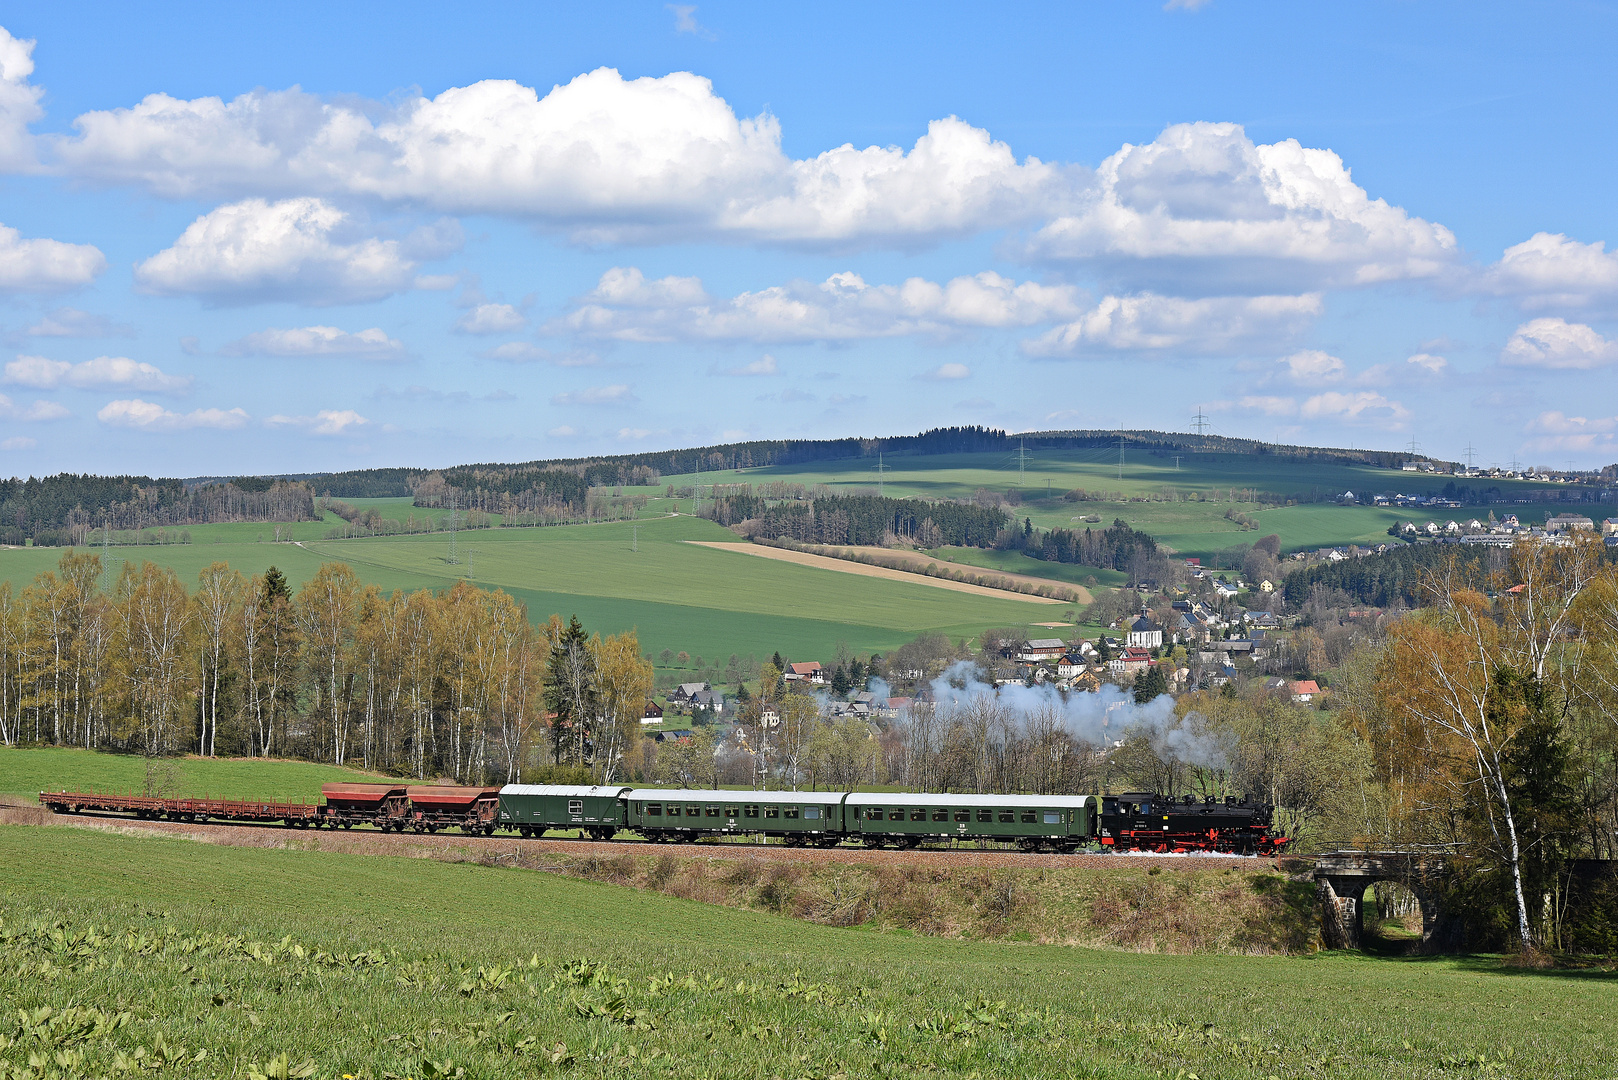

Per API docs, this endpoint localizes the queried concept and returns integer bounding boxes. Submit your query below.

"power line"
[445,492,460,566]
[1117,435,1125,481]
[1464,442,1477,471]
[873,451,890,497]
[1016,437,1030,486]
[1191,407,1210,438]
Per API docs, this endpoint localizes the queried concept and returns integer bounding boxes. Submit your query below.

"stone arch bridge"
[1310,851,1460,952]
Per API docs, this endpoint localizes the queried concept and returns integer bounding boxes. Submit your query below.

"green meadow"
[1,823,1613,1079]
[650,448,1553,559]
[1,745,393,803]
[0,511,1062,663]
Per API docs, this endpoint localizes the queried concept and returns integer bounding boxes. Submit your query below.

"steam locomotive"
[42,782,1282,855]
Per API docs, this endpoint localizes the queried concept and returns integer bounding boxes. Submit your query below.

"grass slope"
[650,448,1552,558]
[0,515,1061,663]
[2,824,1613,1079]
[1,746,393,803]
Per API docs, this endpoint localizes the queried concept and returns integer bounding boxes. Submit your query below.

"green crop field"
[646,448,1560,559]
[0,514,1063,664]
[926,546,1130,587]
[1,824,1612,1079]
[0,746,393,803]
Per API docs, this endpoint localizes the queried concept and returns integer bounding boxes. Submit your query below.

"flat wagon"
[497,784,630,839]
[626,788,847,846]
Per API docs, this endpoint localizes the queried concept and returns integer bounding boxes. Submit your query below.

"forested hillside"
[0,475,317,546]
[1281,543,1497,608]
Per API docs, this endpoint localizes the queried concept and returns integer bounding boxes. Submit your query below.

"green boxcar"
[625,788,848,846]
[842,793,1096,852]
[497,784,631,839]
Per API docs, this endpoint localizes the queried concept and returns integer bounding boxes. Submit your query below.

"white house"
[1126,617,1163,649]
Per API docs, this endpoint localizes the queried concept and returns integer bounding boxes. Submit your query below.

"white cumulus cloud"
[454,303,527,334]
[558,266,1081,343]
[4,354,191,393]
[920,363,971,381]
[1480,232,1618,312]
[1023,292,1321,356]
[48,70,1068,246]
[1022,122,1459,292]
[264,408,369,435]
[221,325,406,359]
[98,398,248,430]
[0,392,68,421]
[1406,352,1448,374]
[1276,349,1346,384]
[1299,390,1410,423]
[1500,318,1618,370]
[0,26,43,170]
[0,222,106,292]
[134,197,418,305]
[1523,410,1618,453]
[1,435,35,450]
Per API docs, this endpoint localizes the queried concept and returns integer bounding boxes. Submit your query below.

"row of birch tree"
[0,551,651,784]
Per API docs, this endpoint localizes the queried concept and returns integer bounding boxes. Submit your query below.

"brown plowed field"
[1,802,1272,873]
[684,542,1069,604]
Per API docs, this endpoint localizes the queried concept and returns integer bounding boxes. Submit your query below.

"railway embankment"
[3,802,1318,954]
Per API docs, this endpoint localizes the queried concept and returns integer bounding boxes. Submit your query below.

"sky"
[1,0,1617,478]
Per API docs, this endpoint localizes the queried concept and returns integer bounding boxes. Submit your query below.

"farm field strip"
[683,541,1069,603]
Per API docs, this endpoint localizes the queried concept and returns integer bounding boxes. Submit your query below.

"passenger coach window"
[785,807,800,819]
[1021,811,1036,823]
[953,810,970,823]
[1043,812,1061,824]
[647,805,662,817]
[705,805,720,817]
[998,810,1014,823]
[804,807,821,820]
[568,800,583,815]
[686,806,701,817]
[725,806,739,817]
[910,809,926,821]
[765,807,779,818]
[976,809,992,823]
[866,808,883,820]
[932,809,949,822]
[744,805,759,818]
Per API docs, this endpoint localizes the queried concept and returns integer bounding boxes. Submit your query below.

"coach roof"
[626,788,847,805]
[499,784,632,798]
[846,792,1097,808]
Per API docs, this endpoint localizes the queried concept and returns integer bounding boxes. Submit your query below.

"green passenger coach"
[626,788,849,846]
[497,784,631,839]
[842,793,1097,852]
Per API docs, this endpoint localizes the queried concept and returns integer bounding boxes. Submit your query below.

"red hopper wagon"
[403,785,501,834]
[320,783,409,830]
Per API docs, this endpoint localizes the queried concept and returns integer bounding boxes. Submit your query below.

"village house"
[640,701,664,726]
[690,688,726,714]
[785,661,825,684]
[1547,513,1596,534]
[1290,680,1322,704]
[667,682,710,709]
[1016,637,1069,663]
[1107,647,1153,676]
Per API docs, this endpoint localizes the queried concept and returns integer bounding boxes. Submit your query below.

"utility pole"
[1117,435,1125,481]
[446,492,459,566]
[1016,437,1029,486]
[1464,443,1478,471]
[1174,455,1181,471]
[874,451,890,497]
[1191,408,1209,438]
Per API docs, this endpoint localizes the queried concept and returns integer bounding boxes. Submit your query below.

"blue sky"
[1,0,1616,477]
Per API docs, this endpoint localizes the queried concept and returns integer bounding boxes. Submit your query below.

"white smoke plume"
[921,660,1231,770]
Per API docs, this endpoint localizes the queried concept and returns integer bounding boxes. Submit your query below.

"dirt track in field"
[684,542,1068,605]
[0,801,1273,873]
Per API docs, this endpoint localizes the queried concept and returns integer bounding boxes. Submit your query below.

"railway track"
[10,800,1274,871]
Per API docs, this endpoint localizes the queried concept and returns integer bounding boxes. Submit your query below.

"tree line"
[1281,543,1498,609]
[707,493,1008,547]
[0,552,651,785]
[0,476,318,547]
[1001,517,1163,574]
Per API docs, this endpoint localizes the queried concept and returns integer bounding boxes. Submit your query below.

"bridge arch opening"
[1360,880,1426,951]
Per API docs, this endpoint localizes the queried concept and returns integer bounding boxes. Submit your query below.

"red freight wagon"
[321,783,409,830]
[404,785,501,834]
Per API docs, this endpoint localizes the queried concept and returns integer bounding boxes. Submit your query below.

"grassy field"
[646,448,1557,559]
[0,746,394,803]
[927,546,1130,587]
[0,514,1063,665]
[1,823,1613,1079]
